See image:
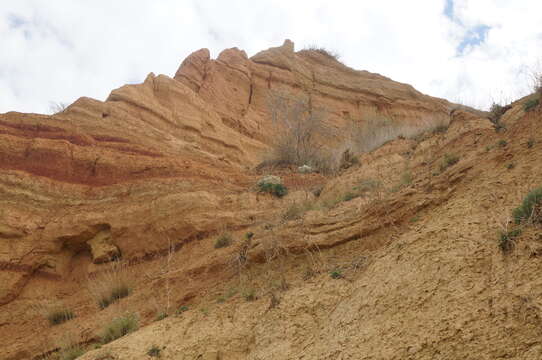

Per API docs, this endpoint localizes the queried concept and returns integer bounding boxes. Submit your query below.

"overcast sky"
[1,0,541,114]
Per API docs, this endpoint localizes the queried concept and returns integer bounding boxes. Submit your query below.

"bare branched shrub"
[87,260,134,309]
[265,91,338,174]
[49,101,68,114]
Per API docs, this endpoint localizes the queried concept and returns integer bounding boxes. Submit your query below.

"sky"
[1,0,541,114]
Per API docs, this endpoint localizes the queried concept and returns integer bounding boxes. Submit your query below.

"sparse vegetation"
[214,232,232,249]
[488,102,509,130]
[87,261,133,310]
[499,228,521,253]
[527,138,535,148]
[512,187,542,225]
[46,307,75,326]
[391,171,413,192]
[176,305,189,314]
[258,182,288,198]
[59,344,85,360]
[155,311,168,321]
[498,139,508,148]
[410,215,421,223]
[350,115,449,153]
[100,313,139,344]
[506,163,515,170]
[439,153,459,172]
[524,98,540,112]
[243,288,256,301]
[282,201,313,221]
[147,345,161,358]
[342,192,358,202]
[302,45,341,61]
[329,269,343,279]
[354,178,382,194]
[432,125,448,134]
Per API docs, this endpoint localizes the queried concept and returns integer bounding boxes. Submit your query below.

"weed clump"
[100,313,139,344]
[439,153,459,172]
[176,305,189,314]
[330,269,343,279]
[155,311,168,321]
[499,228,521,253]
[524,98,540,112]
[512,187,542,225]
[214,233,232,249]
[147,345,161,357]
[243,288,256,301]
[498,139,508,148]
[87,261,133,310]
[47,307,75,326]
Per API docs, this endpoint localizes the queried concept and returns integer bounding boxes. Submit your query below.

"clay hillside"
[1,40,542,360]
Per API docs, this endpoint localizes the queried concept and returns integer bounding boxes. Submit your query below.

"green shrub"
[47,307,75,326]
[512,187,542,224]
[489,103,507,125]
[258,183,288,198]
[439,153,459,172]
[524,98,540,112]
[155,311,168,321]
[176,305,189,314]
[214,233,232,249]
[100,313,139,344]
[527,139,535,148]
[498,228,521,253]
[498,139,508,148]
[147,345,161,358]
[329,269,343,279]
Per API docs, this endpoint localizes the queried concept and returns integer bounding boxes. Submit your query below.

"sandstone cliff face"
[0,41,495,359]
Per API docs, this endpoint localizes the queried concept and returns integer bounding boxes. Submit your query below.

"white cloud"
[0,0,541,114]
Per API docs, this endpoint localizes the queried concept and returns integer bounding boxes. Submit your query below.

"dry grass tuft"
[87,260,134,309]
[100,313,139,344]
[349,114,449,153]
